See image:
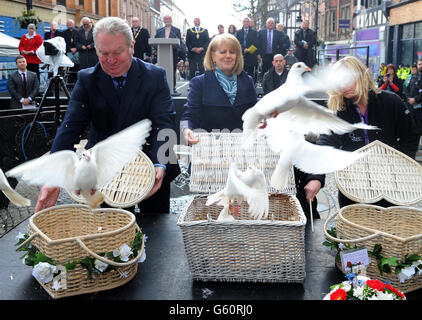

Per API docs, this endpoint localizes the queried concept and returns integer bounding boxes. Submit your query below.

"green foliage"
[369,244,422,275]
[15,230,144,279]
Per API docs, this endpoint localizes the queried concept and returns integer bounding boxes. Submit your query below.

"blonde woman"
[181,34,257,145]
[306,56,420,208]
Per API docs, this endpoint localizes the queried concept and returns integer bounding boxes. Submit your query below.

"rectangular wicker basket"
[17,205,144,299]
[178,194,306,283]
[178,132,306,283]
[326,140,422,293]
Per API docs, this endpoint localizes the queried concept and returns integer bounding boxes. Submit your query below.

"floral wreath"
[16,230,146,292]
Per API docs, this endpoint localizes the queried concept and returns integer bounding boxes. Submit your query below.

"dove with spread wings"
[241,62,378,148]
[7,119,152,209]
[206,163,269,221]
[259,117,365,191]
[0,168,31,207]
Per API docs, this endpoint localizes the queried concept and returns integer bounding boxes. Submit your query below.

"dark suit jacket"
[8,70,39,109]
[132,27,151,61]
[185,27,209,59]
[235,28,259,68]
[74,27,98,69]
[51,57,179,213]
[294,28,317,67]
[61,28,77,53]
[181,70,257,132]
[44,30,59,40]
[257,29,283,56]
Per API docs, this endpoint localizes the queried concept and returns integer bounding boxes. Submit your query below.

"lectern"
[148,38,180,94]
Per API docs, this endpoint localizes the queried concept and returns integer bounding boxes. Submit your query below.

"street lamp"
[296,14,303,25]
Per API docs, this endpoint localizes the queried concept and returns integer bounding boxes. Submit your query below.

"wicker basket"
[16,204,144,299]
[325,140,422,293]
[178,194,306,283]
[68,149,155,208]
[324,204,422,293]
[178,132,306,283]
[189,132,296,195]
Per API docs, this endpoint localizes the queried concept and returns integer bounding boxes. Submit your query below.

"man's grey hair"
[27,23,36,30]
[93,16,134,48]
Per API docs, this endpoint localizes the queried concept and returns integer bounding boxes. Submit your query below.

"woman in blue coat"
[181,34,257,145]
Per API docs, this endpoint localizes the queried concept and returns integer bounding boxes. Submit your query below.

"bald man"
[132,16,151,62]
[155,15,183,95]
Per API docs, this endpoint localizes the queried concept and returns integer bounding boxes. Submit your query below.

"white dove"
[260,117,365,191]
[0,168,31,207]
[241,61,377,148]
[7,119,152,209]
[206,163,269,221]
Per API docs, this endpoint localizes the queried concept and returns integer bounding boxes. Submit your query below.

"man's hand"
[183,128,200,146]
[244,48,249,54]
[22,98,31,106]
[35,186,60,212]
[145,167,165,199]
[304,180,322,202]
[409,97,416,105]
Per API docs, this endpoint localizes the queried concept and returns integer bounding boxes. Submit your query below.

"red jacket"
[19,33,43,64]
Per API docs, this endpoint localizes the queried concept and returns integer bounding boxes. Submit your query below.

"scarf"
[214,67,237,104]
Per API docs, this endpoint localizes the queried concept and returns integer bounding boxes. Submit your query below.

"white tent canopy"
[0,32,20,57]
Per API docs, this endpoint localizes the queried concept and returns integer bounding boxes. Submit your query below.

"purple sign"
[356,28,379,41]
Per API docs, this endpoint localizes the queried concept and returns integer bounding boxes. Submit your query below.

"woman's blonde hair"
[203,34,244,75]
[328,56,380,112]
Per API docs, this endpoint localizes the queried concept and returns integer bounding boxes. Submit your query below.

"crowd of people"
[4,14,422,223]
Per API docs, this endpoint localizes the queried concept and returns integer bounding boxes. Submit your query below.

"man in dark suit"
[44,20,60,40]
[61,19,79,85]
[236,17,259,82]
[276,23,291,56]
[131,16,151,62]
[294,20,317,68]
[257,18,284,78]
[155,15,182,95]
[34,17,179,216]
[74,17,98,70]
[8,55,39,109]
[185,17,209,80]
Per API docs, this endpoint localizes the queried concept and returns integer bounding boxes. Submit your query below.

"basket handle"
[323,210,381,244]
[76,228,144,267]
[16,233,39,251]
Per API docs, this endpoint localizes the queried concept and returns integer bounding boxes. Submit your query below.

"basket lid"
[67,149,155,208]
[189,132,296,195]
[335,140,422,206]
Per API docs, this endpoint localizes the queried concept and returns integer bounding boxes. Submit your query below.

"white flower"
[117,244,133,262]
[16,232,26,240]
[341,281,351,292]
[375,291,395,300]
[398,265,416,283]
[94,259,108,272]
[353,285,365,299]
[139,249,146,263]
[32,262,56,284]
[338,243,346,250]
[52,280,62,291]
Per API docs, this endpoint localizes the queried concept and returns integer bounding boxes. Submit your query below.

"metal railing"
[317,45,370,67]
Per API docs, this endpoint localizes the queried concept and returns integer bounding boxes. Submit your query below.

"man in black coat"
[61,19,79,84]
[276,23,291,56]
[257,18,284,78]
[262,54,288,95]
[185,17,209,80]
[155,15,182,95]
[236,17,259,82]
[74,17,98,70]
[294,20,317,68]
[131,16,151,62]
[408,59,422,133]
[44,21,60,40]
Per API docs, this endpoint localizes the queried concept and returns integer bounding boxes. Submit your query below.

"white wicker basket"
[177,132,306,283]
[325,140,422,293]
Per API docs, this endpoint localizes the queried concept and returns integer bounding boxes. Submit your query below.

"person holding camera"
[378,63,404,100]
